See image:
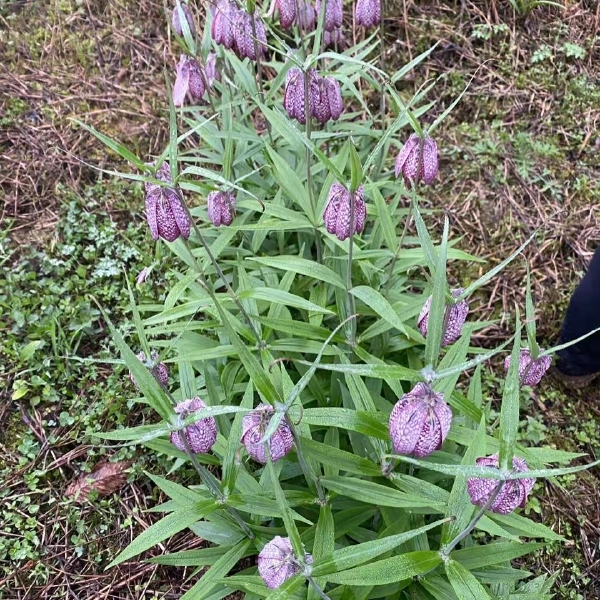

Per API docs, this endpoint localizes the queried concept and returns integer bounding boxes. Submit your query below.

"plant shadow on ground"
[1,0,599,597]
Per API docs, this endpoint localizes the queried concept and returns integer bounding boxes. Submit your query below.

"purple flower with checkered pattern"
[315,0,342,31]
[389,382,453,458]
[312,75,343,123]
[418,288,469,346]
[355,0,380,27]
[207,191,236,227]
[504,349,551,386]
[275,0,296,28]
[323,27,342,48]
[170,397,218,454]
[129,350,169,388]
[283,67,318,124]
[172,1,196,37]
[145,162,190,242]
[467,455,535,515]
[212,0,238,49]
[233,11,267,60]
[205,52,220,87]
[173,55,205,106]
[241,404,293,463]
[323,183,366,241]
[258,537,312,589]
[395,133,438,187]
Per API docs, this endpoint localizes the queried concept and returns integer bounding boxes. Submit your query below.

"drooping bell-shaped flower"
[467,455,535,515]
[172,1,196,37]
[312,75,343,123]
[395,133,439,187]
[297,0,316,30]
[275,0,296,28]
[170,397,218,454]
[389,382,453,458]
[207,191,236,227]
[418,288,469,346]
[145,163,191,242]
[315,0,342,31]
[233,11,267,60]
[323,183,366,241]
[355,0,380,27]
[173,55,205,107]
[283,67,318,124]
[205,52,220,87]
[258,537,313,589]
[323,27,342,48]
[212,0,239,49]
[241,403,294,463]
[504,349,551,386]
[129,350,169,388]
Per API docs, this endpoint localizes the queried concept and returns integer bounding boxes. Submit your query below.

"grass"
[1,0,599,597]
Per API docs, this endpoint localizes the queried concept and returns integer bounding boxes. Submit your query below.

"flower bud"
[504,349,551,386]
[233,11,267,60]
[172,1,196,37]
[241,403,293,463]
[355,0,380,27]
[173,55,205,107]
[389,382,452,458]
[467,455,535,515]
[212,0,238,49]
[323,183,366,241]
[207,191,236,227]
[315,0,342,31]
[129,350,169,388]
[170,397,218,454]
[205,52,221,87]
[418,288,469,346]
[395,133,438,187]
[145,162,191,242]
[258,536,313,589]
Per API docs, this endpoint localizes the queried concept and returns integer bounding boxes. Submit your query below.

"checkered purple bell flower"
[211,0,239,49]
[323,183,366,241]
[418,288,469,346]
[129,350,169,388]
[173,55,205,107]
[389,382,453,458]
[323,27,342,48]
[145,163,191,242]
[467,454,535,515]
[355,0,380,28]
[275,0,296,28]
[207,191,236,227]
[172,1,196,37]
[297,0,316,30]
[232,11,267,60]
[241,404,294,463]
[205,52,220,87]
[395,133,439,187]
[312,75,343,124]
[315,0,342,31]
[170,397,218,454]
[258,536,312,589]
[504,349,551,386]
[283,67,318,124]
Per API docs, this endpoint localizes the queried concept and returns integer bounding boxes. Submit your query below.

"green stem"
[441,480,505,557]
[384,201,413,296]
[346,191,357,344]
[303,70,323,263]
[249,11,273,145]
[287,418,327,504]
[308,576,332,600]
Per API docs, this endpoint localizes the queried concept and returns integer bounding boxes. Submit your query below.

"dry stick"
[249,12,274,145]
[441,479,506,557]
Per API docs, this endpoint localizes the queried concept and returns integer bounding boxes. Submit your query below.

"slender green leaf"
[445,559,492,600]
[249,256,346,289]
[350,286,408,336]
[452,542,545,570]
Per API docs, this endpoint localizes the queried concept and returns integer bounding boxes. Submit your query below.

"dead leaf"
[66,460,132,501]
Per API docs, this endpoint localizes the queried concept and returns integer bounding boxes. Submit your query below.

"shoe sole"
[550,367,600,389]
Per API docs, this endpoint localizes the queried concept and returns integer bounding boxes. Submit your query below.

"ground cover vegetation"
[1,0,599,598]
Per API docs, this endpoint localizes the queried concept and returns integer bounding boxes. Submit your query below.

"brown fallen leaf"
[66,460,133,501]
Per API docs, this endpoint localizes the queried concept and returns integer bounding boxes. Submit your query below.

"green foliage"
[71,5,597,599]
